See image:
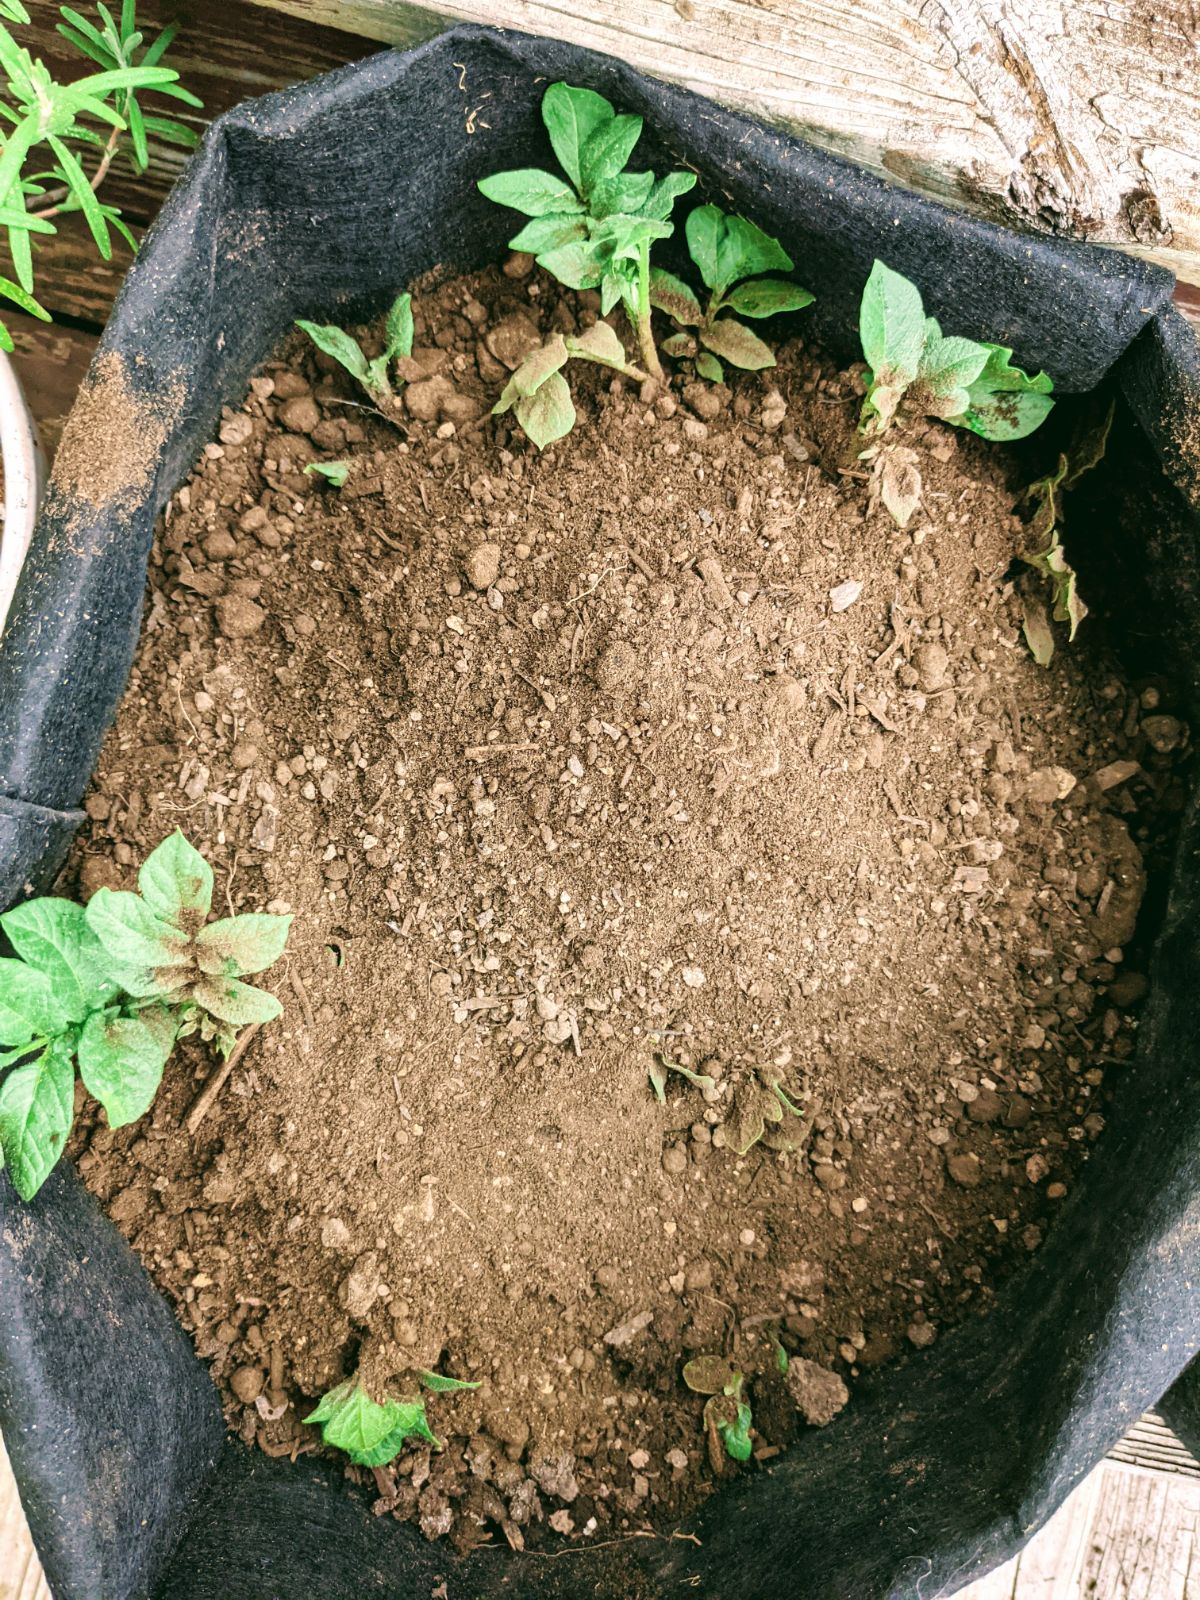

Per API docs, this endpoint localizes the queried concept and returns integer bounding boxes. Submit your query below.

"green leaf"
[191,974,282,1028]
[515,370,575,451]
[195,913,292,978]
[685,204,723,291]
[0,118,35,216]
[639,169,696,221]
[493,336,570,413]
[304,460,350,488]
[0,959,68,1044]
[592,211,671,261]
[535,238,606,291]
[45,133,109,256]
[0,1038,74,1200]
[140,113,198,147]
[955,342,1056,441]
[0,273,49,323]
[295,320,369,385]
[126,94,148,172]
[417,1369,481,1393]
[305,1379,440,1466]
[477,168,583,218]
[725,278,814,319]
[384,292,413,361]
[565,320,628,368]
[719,1400,754,1461]
[960,388,1055,442]
[0,2,31,24]
[694,351,723,383]
[916,333,990,418]
[648,1059,667,1103]
[541,81,613,191]
[78,1010,168,1127]
[859,260,925,390]
[649,267,702,326]
[714,212,792,290]
[507,213,587,255]
[700,317,776,371]
[69,64,178,96]
[137,829,213,925]
[0,899,121,1021]
[84,888,192,973]
[579,112,643,194]
[589,169,653,219]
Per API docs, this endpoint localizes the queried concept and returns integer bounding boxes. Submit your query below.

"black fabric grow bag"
[1,25,1199,1600]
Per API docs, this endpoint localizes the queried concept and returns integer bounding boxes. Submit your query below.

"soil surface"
[68,260,1190,1554]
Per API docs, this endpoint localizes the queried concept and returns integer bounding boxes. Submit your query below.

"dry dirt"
[66,260,1190,1553]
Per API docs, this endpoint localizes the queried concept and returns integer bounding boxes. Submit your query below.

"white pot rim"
[0,345,47,640]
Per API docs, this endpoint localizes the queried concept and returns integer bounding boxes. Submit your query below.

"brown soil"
[66,260,1190,1554]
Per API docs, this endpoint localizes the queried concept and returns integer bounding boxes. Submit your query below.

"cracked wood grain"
[254,0,1200,286]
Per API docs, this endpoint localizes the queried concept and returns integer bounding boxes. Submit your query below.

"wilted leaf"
[694,351,723,383]
[1021,596,1055,666]
[879,451,922,528]
[191,974,283,1027]
[565,320,627,367]
[137,829,213,925]
[683,1355,739,1395]
[417,1370,481,1393]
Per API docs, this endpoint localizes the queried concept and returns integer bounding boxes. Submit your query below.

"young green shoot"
[296,291,414,412]
[478,81,696,381]
[0,831,289,1199]
[0,1,200,350]
[682,1355,754,1466]
[304,460,350,489]
[858,260,1054,441]
[652,203,813,380]
[491,322,647,450]
[305,1368,480,1466]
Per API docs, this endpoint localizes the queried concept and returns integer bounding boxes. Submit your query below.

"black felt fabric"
[0,25,1196,1600]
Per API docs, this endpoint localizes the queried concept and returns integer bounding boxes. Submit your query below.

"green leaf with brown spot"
[195,913,292,977]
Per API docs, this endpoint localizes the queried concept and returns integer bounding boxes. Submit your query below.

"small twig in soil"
[464,741,541,759]
[185,1023,262,1134]
[288,965,315,1032]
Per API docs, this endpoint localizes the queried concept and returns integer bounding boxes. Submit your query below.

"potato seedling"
[858,259,1053,441]
[306,1368,479,1465]
[652,203,813,381]
[0,0,200,350]
[296,291,414,411]
[683,1355,754,1467]
[479,81,696,382]
[0,831,289,1199]
[304,460,350,488]
[490,322,649,450]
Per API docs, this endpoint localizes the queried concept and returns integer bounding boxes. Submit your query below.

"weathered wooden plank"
[0,1433,51,1600]
[252,0,1200,290]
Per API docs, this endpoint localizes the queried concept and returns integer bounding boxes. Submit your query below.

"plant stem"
[635,245,664,383]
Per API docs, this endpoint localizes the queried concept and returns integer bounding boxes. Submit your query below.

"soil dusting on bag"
[68,261,1190,1553]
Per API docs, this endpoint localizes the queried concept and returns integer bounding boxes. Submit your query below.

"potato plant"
[306,1368,478,1466]
[0,831,289,1199]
